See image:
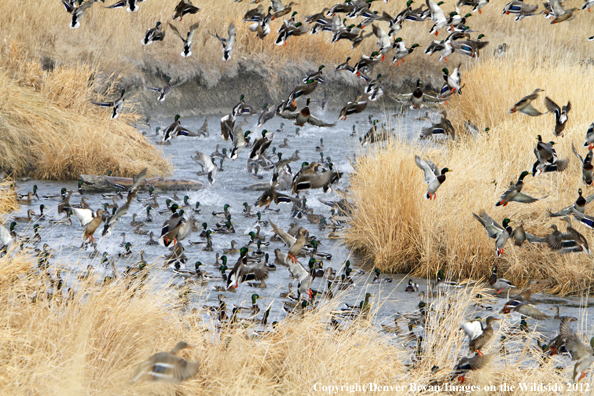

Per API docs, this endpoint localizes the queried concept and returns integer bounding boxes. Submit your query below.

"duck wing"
[270,219,297,247]
[473,211,504,239]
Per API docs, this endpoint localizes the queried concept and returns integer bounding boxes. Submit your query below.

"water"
[9,108,592,344]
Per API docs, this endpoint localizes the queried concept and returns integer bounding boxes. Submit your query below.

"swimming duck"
[14,210,36,223]
[473,212,512,256]
[404,279,419,292]
[168,22,200,57]
[131,341,199,384]
[172,0,200,21]
[92,89,127,119]
[420,110,455,140]
[544,96,571,137]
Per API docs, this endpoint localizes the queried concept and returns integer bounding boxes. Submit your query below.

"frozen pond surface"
[9,108,592,347]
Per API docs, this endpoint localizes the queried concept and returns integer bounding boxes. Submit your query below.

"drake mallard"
[92,89,128,119]
[142,21,166,45]
[159,210,185,247]
[414,155,451,200]
[192,151,217,185]
[392,38,420,65]
[227,247,269,289]
[442,64,462,94]
[105,0,144,12]
[131,341,199,384]
[279,99,336,127]
[572,144,594,185]
[544,96,571,137]
[451,353,490,384]
[61,0,94,29]
[392,79,444,110]
[0,221,18,250]
[211,22,236,62]
[473,212,512,256]
[550,188,594,218]
[426,0,447,35]
[559,317,594,382]
[168,22,200,57]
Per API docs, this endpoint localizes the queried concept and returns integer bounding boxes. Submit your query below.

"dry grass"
[3,0,592,86]
[346,57,594,295]
[0,40,171,180]
[1,251,586,395]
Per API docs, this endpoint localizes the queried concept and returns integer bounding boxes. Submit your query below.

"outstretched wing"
[415,155,438,183]
[307,115,336,127]
[168,23,185,41]
[270,219,297,247]
[187,22,201,42]
[473,211,503,239]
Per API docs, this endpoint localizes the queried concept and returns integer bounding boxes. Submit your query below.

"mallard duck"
[338,95,369,120]
[270,0,296,19]
[392,79,444,110]
[336,56,354,72]
[426,0,447,35]
[442,64,462,94]
[131,341,199,384]
[279,99,335,127]
[352,51,381,76]
[572,144,594,185]
[92,89,128,119]
[80,209,104,244]
[192,151,217,185]
[371,25,396,60]
[146,79,182,103]
[142,21,165,45]
[559,317,594,382]
[503,0,538,16]
[0,221,18,250]
[61,0,94,29]
[105,0,144,12]
[162,115,198,141]
[544,96,571,137]
[277,249,314,299]
[583,123,594,150]
[509,88,544,116]
[275,20,308,46]
[404,279,419,292]
[291,170,342,194]
[495,171,541,206]
[392,38,420,65]
[532,135,569,176]
[420,110,455,140]
[468,317,499,357]
[451,353,490,383]
[172,0,200,21]
[414,155,451,200]
[450,34,489,58]
[227,247,269,289]
[473,212,513,256]
[488,266,514,293]
[168,22,200,57]
[547,0,579,23]
[158,211,185,247]
[14,210,35,223]
[207,21,235,62]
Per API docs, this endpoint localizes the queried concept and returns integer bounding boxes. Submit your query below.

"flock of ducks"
[4,0,590,386]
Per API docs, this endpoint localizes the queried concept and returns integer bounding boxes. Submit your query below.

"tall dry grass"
[346,56,594,295]
[0,40,171,180]
[1,251,584,395]
[2,0,592,87]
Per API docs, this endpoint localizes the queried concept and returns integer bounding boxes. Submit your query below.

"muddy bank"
[131,60,444,118]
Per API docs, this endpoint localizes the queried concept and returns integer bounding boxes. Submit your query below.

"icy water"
[9,108,592,345]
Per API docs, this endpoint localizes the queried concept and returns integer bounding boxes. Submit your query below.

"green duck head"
[251,293,262,304]
[156,21,161,27]
[156,126,161,134]
[146,206,152,215]
[465,13,472,18]
[437,1,444,4]
[170,203,179,212]
[244,130,252,138]
[302,162,309,168]
[437,269,445,279]
[502,218,513,228]
[394,37,403,44]
[174,114,181,121]
[194,201,200,209]
[33,224,40,231]
[442,68,449,75]
[375,268,381,276]
[449,11,458,16]
[178,209,185,217]
[61,187,67,195]
[249,231,256,241]
[477,33,485,39]
[165,199,172,207]
[257,212,262,220]
[318,65,326,71]
[440,167,451,174]
[224,204,231,211]
[239,94,245,101]
[221,255,227,265]
[220,264,228,274]
[39,204,45,213]
[243,202,249,208]
[139,262,146,271]
[201,222,207,230]
[112,207,117,215]
[240,247,249,257]
[411,44,420,49]
[308,258,316,269]
[272,147,276,154]
[406,0,413,6]
[195,261,202,270]
[183,195,190,205]
[518,171,530,180]
[291,11,298,16]
[277,152,283,160]
[125,242,132,251]
[103,203,109,211]
[78,180,83,189]
[33,185,38,194]
[492,265,498,273]
[370,51,380,58]
[225,220,233,229]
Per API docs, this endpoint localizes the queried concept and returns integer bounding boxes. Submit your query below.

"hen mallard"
[279,99,336,127]
[509,88,544,116]
[172,0,200,21]
[559,317,594,382]
[131,341,199,384]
